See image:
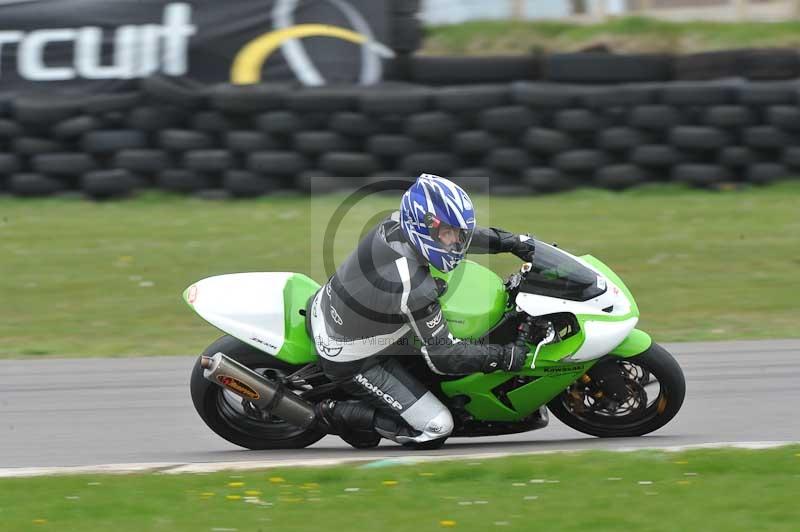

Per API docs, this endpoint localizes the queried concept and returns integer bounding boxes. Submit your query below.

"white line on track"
[1,441,797,478]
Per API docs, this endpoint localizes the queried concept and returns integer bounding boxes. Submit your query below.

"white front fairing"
[514,246,638,362]
[186,272,292,355]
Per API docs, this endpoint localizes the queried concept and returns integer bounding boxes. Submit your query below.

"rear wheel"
[190,335,326,449]
[547,343,685,437]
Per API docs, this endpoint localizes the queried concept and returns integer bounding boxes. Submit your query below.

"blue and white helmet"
[400,174,476,273]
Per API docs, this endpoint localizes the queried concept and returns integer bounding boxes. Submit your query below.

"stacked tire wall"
[2,76,800,198]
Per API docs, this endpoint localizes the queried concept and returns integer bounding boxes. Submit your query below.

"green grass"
[1,182,799,359]
[423,16,800,55]
[1,446,799,531]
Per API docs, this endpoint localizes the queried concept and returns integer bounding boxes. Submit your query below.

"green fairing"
[275,273,320,365]
[609,329,652,358]
[438,256,651,422]
[431,260,509,339]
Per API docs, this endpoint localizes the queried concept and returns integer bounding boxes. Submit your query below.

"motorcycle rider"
[311,174,537,446]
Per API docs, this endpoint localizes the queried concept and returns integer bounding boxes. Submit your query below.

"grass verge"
[1,182,799,359]
[1,446,799,531]
[423,16,800,55]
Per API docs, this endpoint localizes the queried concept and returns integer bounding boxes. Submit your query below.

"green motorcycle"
[185,238,685,449]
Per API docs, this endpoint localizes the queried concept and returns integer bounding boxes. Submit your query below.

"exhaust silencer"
[201,352,317,429]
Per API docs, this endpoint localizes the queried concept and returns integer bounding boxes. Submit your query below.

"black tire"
[9,173,66,197]
[83,92,141,115]
[294,170,342,194]
[660,81,734,106]
[52,115,100,139]
[82,169,138,199]
[141,75,207,108]
[329,112,375,137]
[522,167,576,192]
[451,168,492,192]
[478,106,535,135]
[82,130,147,153]
[13,97,83,125]
[782,146,800,169]
[484,147,533,173]
[631,145,685,167]
[114,149,171,174]
[719,146,757,168]
[157,169,212,193]
[223,170,280,198]
[747,163,789,184]
[434,85,509,112]
[191,335,326,450]
[522,127,574,154]
[127,106,186,131]
[452,130,500,156]
[766,106,800,131]
[32,153,97,176]
[405,111,457,142]
[13,137,65,156]
[669,126,731,151]
[594,164,649,190]
[255,111,307,135]
[742,49,800,80]
[742,126,795,149]
[320,152,379,176]
[0,118,21,139]
[544,53,671,84]
[226,131,281,153]
[183,150,234,173]
[0,92,14,117]
[702,105,755,128]
[400,152,457,176]
[673,50,743,81]
[628,105,685,130]
[547,343,686,438]
[0,154,21,175]
[159,129,214,151]
[359,87,432,114]
[248,151,309,177]
[209,83,289,113]
[293,131,353,155]
[407,56,539,85]
[288,87,359,113]
[366,134,418,158]
[738,81,799,106]
[597,127,651,151]
[190,111,235,133]
[672,164,730,187]
[553,150,609,173]
[511,82,580,108]
[579,84,658,109]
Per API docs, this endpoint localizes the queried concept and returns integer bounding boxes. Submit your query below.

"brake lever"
[530,322,556,370]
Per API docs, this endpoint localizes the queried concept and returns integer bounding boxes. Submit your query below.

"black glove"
[511,235,536,262]
[481,342,529,373]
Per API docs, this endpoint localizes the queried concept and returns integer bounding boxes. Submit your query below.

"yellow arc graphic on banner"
[231,23,370,85]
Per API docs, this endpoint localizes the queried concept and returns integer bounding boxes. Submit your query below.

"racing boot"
[314,399,382,449]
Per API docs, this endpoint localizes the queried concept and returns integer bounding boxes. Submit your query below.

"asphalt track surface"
[1,340,798,472]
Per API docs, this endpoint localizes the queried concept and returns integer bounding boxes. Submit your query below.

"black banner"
[0,0,392,93]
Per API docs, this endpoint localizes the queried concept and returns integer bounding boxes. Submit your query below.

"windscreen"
[519,241,606,302]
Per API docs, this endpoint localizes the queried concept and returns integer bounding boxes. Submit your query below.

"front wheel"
[547,342,685,438]
[190,335,326,450]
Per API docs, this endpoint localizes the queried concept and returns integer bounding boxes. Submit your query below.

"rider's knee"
[414,407,454,442]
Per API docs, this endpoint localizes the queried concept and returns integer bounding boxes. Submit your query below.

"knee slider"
[416,408,454,442]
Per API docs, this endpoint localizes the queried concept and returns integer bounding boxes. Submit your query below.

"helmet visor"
[426,215,474,253]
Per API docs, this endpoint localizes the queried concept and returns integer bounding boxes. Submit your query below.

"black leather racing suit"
[309,211,526,443]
